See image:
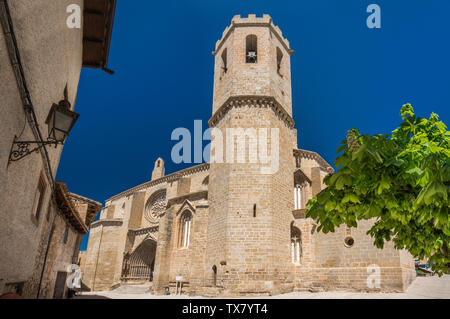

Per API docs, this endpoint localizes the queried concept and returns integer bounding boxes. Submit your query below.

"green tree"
[306,104,450,275]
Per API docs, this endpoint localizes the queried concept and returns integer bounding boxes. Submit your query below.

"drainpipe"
[0,0,55,188]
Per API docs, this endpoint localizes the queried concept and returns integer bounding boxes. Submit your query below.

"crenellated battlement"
[214,14,293,54]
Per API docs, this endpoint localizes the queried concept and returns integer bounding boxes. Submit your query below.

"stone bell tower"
[206,14,298,295]
[151,157,165,181]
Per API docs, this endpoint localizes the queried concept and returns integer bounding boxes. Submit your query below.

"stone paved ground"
[75,275,450,299]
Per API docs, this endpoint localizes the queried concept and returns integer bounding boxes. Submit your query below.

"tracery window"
[144,190,167,224]
[178,211,192,248]
[294,184,305,210]
[291,226,301,264]
[293,169,310,210]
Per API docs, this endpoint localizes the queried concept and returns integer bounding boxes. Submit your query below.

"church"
[81,14,416,296]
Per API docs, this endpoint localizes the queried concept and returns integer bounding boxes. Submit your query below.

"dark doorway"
[53,271,67,299]
[212,265,217,286]
[121,239,157,282]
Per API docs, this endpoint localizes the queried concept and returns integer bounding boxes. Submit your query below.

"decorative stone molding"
[293,149,334,173]
[292,209,306,219]
[144,189,167,224]
[294,168,312,184]
[209,96,295,129]
[108,163,210,202]
[195,200,209,208]
[128,226,159,237]
[175,200,196,217]
[90,218,123,228]
[167,191,208,208]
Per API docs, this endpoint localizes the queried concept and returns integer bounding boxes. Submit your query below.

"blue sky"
[56,0,450,250]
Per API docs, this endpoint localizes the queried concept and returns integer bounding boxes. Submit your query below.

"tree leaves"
[406,167,424,177]
[342,193,360,204]
[306,104,450,275]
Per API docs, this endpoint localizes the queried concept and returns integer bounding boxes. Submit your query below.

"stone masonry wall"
[308,219,415,292]
[0,0,83,295]
[82,14,416,296]
[206,105,297,295]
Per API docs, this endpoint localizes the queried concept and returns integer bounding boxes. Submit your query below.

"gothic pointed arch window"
[291,225,302,264]
[178,210,192,248]
[294,169,311,210]
[246,34,257,63]
[294,183,303,210]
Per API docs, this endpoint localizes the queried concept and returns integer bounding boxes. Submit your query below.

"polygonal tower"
[206,14,298,295]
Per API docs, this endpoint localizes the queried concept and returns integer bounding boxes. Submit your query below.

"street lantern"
[8,99,80,165]
[45,99,79,143]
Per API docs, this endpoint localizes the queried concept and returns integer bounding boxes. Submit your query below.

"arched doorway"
[121,238,157,282]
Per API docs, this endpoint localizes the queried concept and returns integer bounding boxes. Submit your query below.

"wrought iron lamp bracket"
[8,135,61,165]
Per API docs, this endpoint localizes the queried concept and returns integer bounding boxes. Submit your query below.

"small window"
[32,173,47,222]
[344,236,354,248]
[221,48,228,74]
[276,47,283,76]
[246,35,257,63]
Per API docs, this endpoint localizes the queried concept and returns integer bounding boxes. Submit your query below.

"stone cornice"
[292,209,306,219]
[167,191,209,208]
[128,226,159,236]
[90,218,123,228]
[293,149,334,173]
[209,96,295,129]
[107,164,210,202]
[213,14,293,55]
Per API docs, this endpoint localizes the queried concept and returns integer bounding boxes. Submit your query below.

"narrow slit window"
[276,47,283,75]
[291,226,302,264]
[32,173,47,222]
[221,48,228,74]
[246,35,257,63]
[294,184,302,210]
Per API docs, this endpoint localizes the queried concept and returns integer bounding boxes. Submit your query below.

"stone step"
[112,283,153,294]
[200,287,224,298]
